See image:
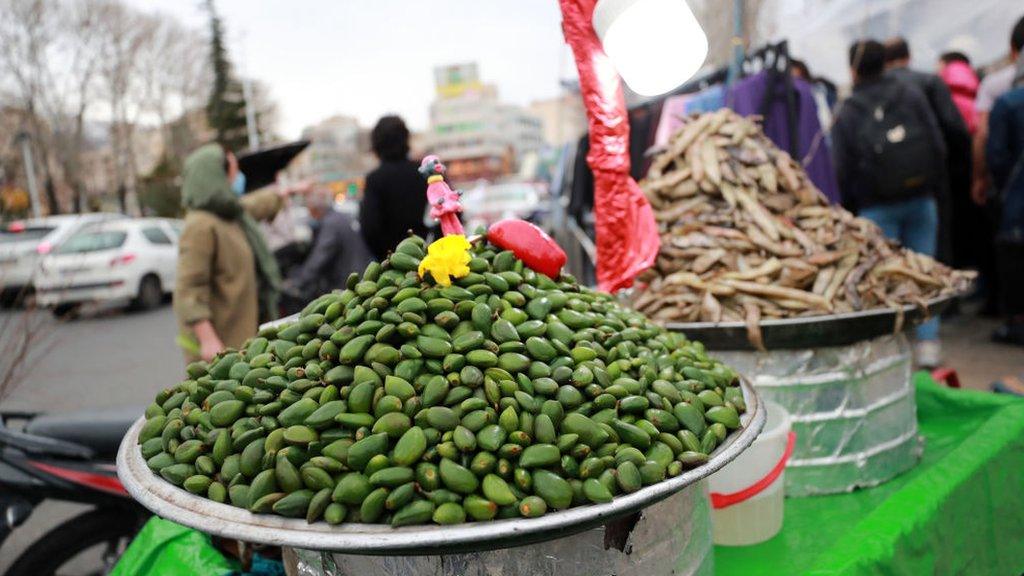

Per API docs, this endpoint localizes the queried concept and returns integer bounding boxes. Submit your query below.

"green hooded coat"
[173,144,283,354]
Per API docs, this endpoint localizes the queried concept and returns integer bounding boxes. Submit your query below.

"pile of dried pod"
[634,109,973,345]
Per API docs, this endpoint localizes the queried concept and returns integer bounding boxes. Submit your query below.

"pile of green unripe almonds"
[139,235,746,527]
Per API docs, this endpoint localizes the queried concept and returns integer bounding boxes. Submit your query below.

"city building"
[295,115,373,184]
[426,63,545,184]
[529,85,588,148]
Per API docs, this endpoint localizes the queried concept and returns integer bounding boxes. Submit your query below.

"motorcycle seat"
[25,407,142,459]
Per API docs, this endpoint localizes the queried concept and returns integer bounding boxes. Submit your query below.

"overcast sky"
[123,0,577,139]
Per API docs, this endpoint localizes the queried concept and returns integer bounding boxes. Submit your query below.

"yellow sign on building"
[434,63,484,100]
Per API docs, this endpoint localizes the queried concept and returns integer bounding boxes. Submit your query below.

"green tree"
[138,154,182,218]
[204,0,248,151]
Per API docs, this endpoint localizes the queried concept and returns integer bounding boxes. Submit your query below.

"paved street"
[0,300,1020,572]
[940,306,1024,390]
[0,304,181,574]
[1,305,182,413]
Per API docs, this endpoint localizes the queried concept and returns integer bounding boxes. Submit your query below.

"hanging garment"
[628,100,663,180]
[728,71,841,203]
[808,81,834,145]
[685,84,726,114]
[654,93,692,146]
[654,85,727,147]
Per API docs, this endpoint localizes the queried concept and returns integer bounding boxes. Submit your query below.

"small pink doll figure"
[419,155,464,236]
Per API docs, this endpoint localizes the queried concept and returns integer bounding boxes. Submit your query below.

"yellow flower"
[417,234,472,287]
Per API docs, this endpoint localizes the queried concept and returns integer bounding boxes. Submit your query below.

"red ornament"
[487,219,567,279]
[559,0,660,292]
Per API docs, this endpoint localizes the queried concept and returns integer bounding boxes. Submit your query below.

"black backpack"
[847,83,939,201]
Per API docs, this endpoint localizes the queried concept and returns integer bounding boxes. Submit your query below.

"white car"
[34,217,182,315]
[0,213,125,303]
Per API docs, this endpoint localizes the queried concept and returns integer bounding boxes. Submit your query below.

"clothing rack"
[641,41,801,158]
[627,41,801,166]
[628,40,794,112]
[562,41,815,281]
[750,41,800,157]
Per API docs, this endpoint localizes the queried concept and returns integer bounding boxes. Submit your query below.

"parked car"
[34,217,182,316]
[0,213,125,305]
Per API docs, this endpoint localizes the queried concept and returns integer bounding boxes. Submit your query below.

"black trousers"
[996,239,1024,318]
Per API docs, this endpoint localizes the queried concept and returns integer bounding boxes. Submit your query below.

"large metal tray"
[116,379,764,555]
[665,294,958,351]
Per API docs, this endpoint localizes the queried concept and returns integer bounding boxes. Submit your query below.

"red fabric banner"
[559,0,660,292]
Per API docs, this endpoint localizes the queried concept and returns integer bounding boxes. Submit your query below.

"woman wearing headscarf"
[174,143,295,361]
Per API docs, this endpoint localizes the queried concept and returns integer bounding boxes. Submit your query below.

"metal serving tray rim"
[116,380,764,554]
[667,293,954,334]
[664,294,955,334]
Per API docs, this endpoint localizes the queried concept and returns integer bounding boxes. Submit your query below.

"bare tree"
[48,0,106,212]
[0,301,57,402]
[0,0,269,218]
[95,1,155,215]
[247,78,281,146]
[135,18,211,162]
[0,0,64,214]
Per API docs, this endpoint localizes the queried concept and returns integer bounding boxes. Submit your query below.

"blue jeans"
[860,197,940,341]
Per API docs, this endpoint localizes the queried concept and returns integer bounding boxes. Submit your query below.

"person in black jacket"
[359,115,428,260]
[832,40,947,367]
[987,84,1024,345]
[885,38,969,147]
[884,37,970,267]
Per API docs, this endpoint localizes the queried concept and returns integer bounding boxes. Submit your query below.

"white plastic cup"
[709,400,792,546]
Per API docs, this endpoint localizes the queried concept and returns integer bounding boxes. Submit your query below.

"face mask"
[231,172,247,196]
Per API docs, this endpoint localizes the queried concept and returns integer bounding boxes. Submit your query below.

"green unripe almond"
[392,426,427,466]
[433,502,466,525]
[481,474,517,506]
[439,458,479,494]
[142,235,748,526]
[532,469,574,510]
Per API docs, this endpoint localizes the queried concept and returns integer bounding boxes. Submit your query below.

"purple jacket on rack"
[727,71,841,204]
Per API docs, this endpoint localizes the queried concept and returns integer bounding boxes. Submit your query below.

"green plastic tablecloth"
[715,373,1024,576]
[111,517,237,576]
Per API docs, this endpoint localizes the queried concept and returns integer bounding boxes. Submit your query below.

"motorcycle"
[0,407,148,576]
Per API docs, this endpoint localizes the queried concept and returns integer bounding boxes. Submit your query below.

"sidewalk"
[939,306,1024,391]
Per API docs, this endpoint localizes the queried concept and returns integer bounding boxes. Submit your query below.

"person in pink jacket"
[939,52,980,134]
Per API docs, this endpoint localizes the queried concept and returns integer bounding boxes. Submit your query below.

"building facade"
[529,87,588,148]
[426,63,545,184]
[297,115,373,182]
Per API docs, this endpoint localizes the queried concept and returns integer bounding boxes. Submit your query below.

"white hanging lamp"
[592,0,709,96]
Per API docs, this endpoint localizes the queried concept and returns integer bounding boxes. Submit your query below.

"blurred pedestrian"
[885,38,969,141]
[285,186,372,305]
[971,16,1024,314]
[934,51,989,274]
[938,52,979,134]
[885,37,969,267]
[973,17,1024,204]
[986,77,1024,345]
[832,40,947,367]
[174,143,294,362]
[359,115,428,261]
[790,58,838,139]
